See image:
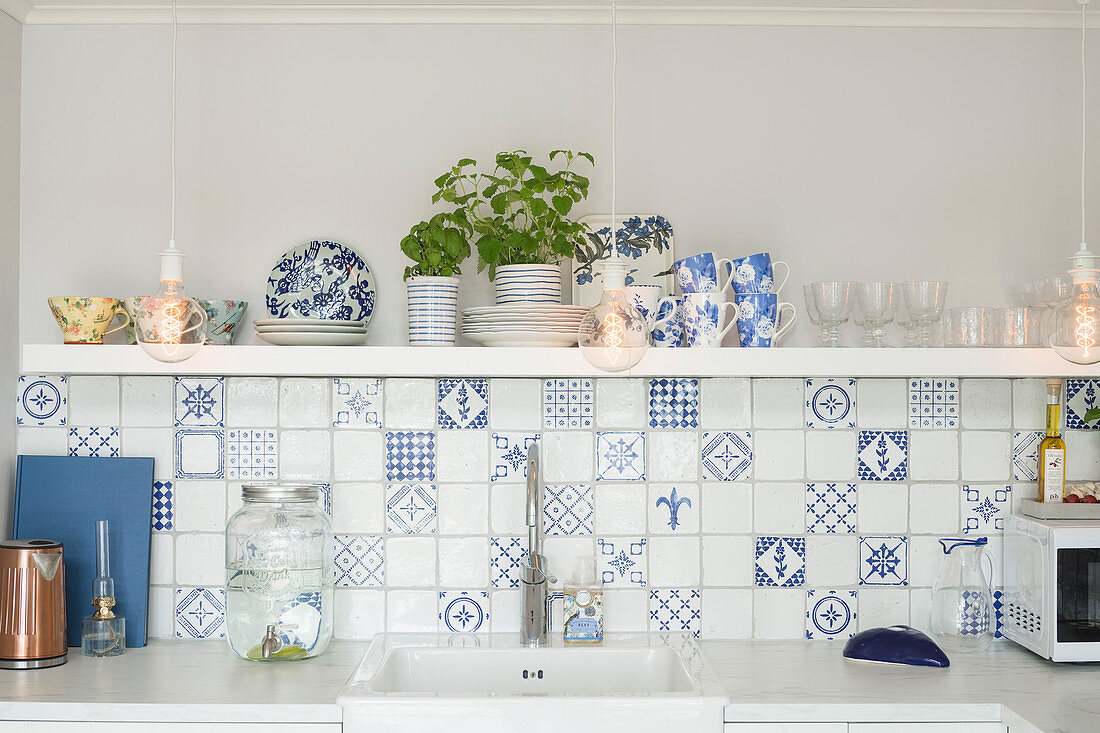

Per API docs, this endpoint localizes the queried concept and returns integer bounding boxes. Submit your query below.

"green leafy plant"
[432,150,594,280]
[399,212,472,280]
[1085,408,1100,424]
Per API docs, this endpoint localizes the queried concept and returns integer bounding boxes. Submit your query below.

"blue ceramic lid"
[842,625,950,668]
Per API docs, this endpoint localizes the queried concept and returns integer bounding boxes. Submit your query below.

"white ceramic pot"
[407,276,459,346]
[494,264,563,305]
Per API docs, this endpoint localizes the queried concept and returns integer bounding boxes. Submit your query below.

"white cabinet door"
[2,724,338,732]
[849,724,1005,733]
[724,725,847,733]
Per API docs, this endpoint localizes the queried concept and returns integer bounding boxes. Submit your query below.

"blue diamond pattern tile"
[908,378,959,429]
[754,536,806,587]
[438,378,489,430]
[1013,431,1042,481]
[648,378,699,429]
[962,484,1011,534]
[597,537,647,587]
[226,428,277,480]
[439,591,490,633]
[333,378,382,428]
[857,430,907,481]
[386,484,438,534]
[994,588,1004,639]
[174,428,226,480]
[1066,379,1100,429]
[17,375,67,426]
[544,484,593,535]
[596,432,646,482]
[805,378,856,429]
[701,431,752,482]
[68,426,120,457]
[174,377,224,427]
[859,535,909,586]
[649,589,701,638]
[491,433,540,482]
[543,379,594,429]
[490,537,524,589]
[175,587,226,639]
[152,480,173,531]
[332,535,384,587]
[386,431,436,482]
[806,589,857,640]
[806,483,857,534]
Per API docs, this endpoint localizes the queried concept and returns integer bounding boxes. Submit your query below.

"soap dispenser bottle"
[563,556,604,644]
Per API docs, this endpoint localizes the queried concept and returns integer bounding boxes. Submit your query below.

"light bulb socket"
[1068,242,1100,285]
[599,259,628,291]
[158,240,187,284]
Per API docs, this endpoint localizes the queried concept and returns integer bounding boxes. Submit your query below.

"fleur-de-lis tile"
[596,432,646,482]
[962,484,1011,534]
[68,427,120,457]
[805,378,856,429]
[544,484,593,535]
[490,433,540,482]
[700,431,752,482]
[806,483,857,534]
[859,535,908,586]
[332,535,384,587]
[857,430,907,482]
[386,431,436,482]
[174,377,224,427]
[754,536,806,587]
[17,375,67,426]
[175,587,225,639]
[652,484,697,533]
[649,589,701,638]
[439,591,489,633]
[597,537,647,587]
[333,378,382,428]
[908,378,959,429]
[152,480,173,531]
[806,589,857,640]
[1066,379,1100,429]
[386,484,437,534]
[648,378,699,429]
[490,537,525,589]
[438,378,488,430]
[543,379,593,429]
[1012,432,1042,481]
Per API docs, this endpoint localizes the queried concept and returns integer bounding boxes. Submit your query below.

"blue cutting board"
[13,455,154,648]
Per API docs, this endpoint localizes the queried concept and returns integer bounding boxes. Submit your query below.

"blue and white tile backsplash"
[15,375,1082,642]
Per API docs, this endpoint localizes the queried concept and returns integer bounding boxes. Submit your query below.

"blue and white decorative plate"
[265,240,376,323]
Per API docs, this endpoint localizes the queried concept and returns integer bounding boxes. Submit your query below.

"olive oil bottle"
[1038,378,1066,503]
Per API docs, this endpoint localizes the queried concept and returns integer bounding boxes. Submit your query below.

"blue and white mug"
[729,252,790,295]
[674,253,735,294]
[651,297,683,348]
[625,284,676,328]
[734,292,796,347]
[682,292,739,348]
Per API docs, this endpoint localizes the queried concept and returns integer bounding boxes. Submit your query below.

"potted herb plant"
[400,212,471,346]
[433,150,593,305]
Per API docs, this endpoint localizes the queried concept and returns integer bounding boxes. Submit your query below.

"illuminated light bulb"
[1050,243,1100,365]
[578,259,648,372]
[135,241,207,363]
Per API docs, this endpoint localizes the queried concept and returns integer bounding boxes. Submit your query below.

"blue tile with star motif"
[859,535,908,586]
[701,431,752,482]
[438,591,489,633]
[962,484,1011,534]
[806,589,857,640]
[17,375,67,426]
[805,378,856,429]
[386,484,437,534]
[490,432,540,482]
[175,587,225,639]
[596,431,646,481]
[173,377,224,427]
[597,537,647,587]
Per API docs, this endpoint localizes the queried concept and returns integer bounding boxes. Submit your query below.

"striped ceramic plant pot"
[406,276,459,346]
[494,264,563,305]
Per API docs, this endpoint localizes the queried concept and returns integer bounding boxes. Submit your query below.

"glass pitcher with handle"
[930,537,995,653]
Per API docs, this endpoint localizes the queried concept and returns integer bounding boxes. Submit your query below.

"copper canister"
[0,540,67,669]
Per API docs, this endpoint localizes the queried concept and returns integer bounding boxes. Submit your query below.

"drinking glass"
[947,306,998,347]
[902,281,949,347]
[855,282,898,348]
[1037,277,1073,344]
[809,281,853,347]
[895,294,918,346]
[998,307,1042,347]
[803,284,821,329]
[1005,283,1029,308]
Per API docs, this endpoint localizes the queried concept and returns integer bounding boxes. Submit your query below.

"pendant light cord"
[170,0,178,244]
[1083,0,1090,245]
[609,0,618,262]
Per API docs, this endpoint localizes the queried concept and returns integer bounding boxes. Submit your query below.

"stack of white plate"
[461,304,587,347]
[255,318,369,346]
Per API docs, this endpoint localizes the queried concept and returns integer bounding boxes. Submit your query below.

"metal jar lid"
[241,483,321,502]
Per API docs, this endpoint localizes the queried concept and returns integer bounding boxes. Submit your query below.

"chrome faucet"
[520,443,556,646]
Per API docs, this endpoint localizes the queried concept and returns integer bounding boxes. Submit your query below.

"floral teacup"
[198,299,248,345]
[48,297,130,344]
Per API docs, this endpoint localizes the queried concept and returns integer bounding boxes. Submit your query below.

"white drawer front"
[724,726,847,733]
[849,724,1005,733]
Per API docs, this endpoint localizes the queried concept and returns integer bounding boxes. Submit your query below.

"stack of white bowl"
[461,304,587,347]
[254,318,369,346]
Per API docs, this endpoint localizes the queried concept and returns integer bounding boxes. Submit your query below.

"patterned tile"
[68,427,119,457]
[908,378,959,429]
[649,589,701,638]
[225,429,277,480]
[152,480,174,531]
[857,430,907,482]
[490,432,540,482]
[543,379,594,429]
[437,378,489,430]
[962,484,1012,534]
[654,486,694,532]
[596,432,646,482]
[597,537,647,587]
[648,378,699,429]
[174,428,225,480]
[806,483,857,534]
[805,379,856,429]
[960,589,995,637]
[994,588,1004,639]
[490,537,525,589]
[439,591,490,633]
[806,589,858,640]
[754,536,806,587]
[859,535,909,586]
[319,482,332,516]
[333,378,382,428]
[332,535,384,587]
[386,484,438,534]
[1066,379,1100,429]
[1012,432,1042,481]
[17,375,67,426]
[701,431,752,482]
[174,377,224,427]
[544,484,593,536]
[175,587,226,639]
[386,431,436,482]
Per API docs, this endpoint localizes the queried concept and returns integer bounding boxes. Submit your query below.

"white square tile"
[753,482,806,534]
[856,379,907,429]
[752,379,804,428]
[961,379,1012,429]
[225,377,278,427]
[147,587,174,639]
[648,432,699,482]
[753,588,805,639]
[383,378,436,429]
[805,431,856,479]
[753,431,805,480]
[649,483,699,534]
[331,483,384,534]
[701,484,753,533]
[805,535,859,586]
[333,430,384,481]
[437,483,488,534]
[910,588,933,632]
[436,430,489,482]
[17,427,67,455]
[857,483,909,533]
[541,431,594,482]
[857,588,910,631]
[17,376,67,427]
[278,378,330,428]
[1066,430,1100,480]
[805,378,856,429]
[150,533,173,585]
[908,430,960,480]
[702,589,752,639]
[699,378,751,429]
[543,537,595,583]
[172,481,227,532]
[385,537,437,586]
[174,429,225,480]
[225,428,277,480]
[175,533,225,586]
[333,378,382,429]
[909,484,962,534]
[907,535,943,587]
[490,484,526,535]
[702,536,754,586]
[387,590,438,632]
[121,427,173,479]
[647,536,700,587]
[121,376,172,426]
[490,591,520,633]
[333,589,386,640]
[961,431,1011,481]
[603,589,650,633]
[595,378,645,428]
[67,376,119,426]
[1013,379,1047,430]
[438,537,489,587]
[489,379,542,430]
[593,484,647,534]
[279,430,331,481]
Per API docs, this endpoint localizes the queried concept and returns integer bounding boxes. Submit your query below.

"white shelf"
[19,344,1100,378]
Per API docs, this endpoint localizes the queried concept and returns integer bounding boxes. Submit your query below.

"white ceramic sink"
[338,633,728,733]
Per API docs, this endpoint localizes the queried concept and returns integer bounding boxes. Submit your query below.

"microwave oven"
[1004,513,1100,662]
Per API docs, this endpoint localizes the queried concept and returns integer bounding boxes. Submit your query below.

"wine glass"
[809,281,853,347]
[902,281,949,347]
[855,282,899,348]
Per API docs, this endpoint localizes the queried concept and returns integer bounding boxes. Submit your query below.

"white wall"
[18,23,1096,347]
[1,11,20,537]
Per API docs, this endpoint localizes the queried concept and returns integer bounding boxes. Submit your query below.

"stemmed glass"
[902,281,948,347]
[855,282,898,347]
[803,284,821,331]
[1038,277,1073,343]
[895,293,918,346]
[809,281,853,347]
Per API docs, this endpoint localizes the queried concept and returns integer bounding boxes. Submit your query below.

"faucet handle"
[522,554,557,585]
